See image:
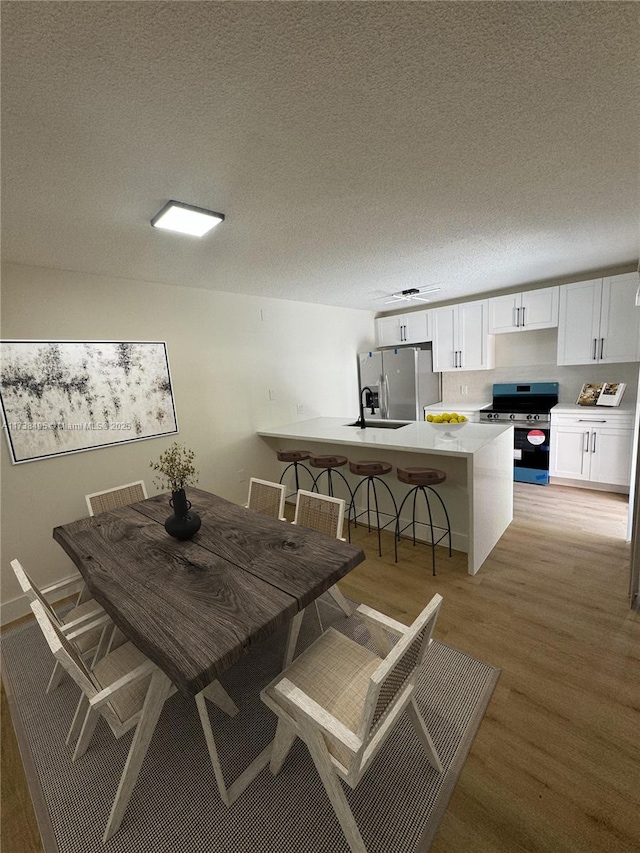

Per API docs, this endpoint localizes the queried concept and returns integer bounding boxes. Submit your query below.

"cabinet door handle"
[515,307,520,327]
[583,432,590,453]
[592,338,597,360]
[454,350,458,368]
[521,306,525,327]
[599,338,604,360]
[591,432,596,453]
[578,419,606,423]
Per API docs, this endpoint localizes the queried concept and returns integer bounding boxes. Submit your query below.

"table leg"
[196,689,272,807]
[102,668,172,842]
[283,609,305,667]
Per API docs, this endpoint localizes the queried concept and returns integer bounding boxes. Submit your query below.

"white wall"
[0,263,375,623]
[442,328,639,405]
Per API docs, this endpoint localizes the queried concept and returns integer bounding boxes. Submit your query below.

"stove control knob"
[534,414,540,421]
[509,414,515,420]
[527,414,533,420]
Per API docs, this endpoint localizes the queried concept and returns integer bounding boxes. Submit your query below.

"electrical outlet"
[237,469,246,483]
[260,309,267,321]
[297,404,305,415]
[269,389,276,401]
[460,385,468,396]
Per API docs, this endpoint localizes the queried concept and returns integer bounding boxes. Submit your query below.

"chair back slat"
[30,600,100,695]
[364,595,442,738]
[10,559,61,625]
[247,478,286,519]
[293,490,345,540]
[86,480,147,516]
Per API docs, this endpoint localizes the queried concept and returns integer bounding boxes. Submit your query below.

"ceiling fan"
[381,286,442,305]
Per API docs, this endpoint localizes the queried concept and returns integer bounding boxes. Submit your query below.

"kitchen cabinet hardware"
[583,432,589,453]
[591,432,597,453]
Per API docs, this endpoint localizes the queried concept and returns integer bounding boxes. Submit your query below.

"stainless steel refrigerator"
[357,347,441,421]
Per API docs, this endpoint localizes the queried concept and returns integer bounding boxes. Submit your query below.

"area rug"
[1,598,499,853]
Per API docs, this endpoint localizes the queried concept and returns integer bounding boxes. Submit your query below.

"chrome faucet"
[357,386,375,429]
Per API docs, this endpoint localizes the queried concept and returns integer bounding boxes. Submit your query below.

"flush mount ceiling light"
[150,200,225,237]
[384,286,442,305]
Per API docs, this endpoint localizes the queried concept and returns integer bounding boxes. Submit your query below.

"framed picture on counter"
[596,382,627,407]
[576,383,603,406]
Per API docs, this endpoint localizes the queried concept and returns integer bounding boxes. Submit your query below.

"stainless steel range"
[480,382,559,485]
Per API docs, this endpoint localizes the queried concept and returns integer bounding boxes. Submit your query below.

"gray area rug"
[2,598,499,852]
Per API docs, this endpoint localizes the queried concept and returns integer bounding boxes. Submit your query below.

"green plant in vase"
[150,442,201,540]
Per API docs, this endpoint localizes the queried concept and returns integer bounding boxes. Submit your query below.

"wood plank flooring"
[2,483,639,852]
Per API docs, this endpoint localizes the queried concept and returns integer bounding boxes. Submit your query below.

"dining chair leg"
[103,669,173,843]
[72,705,101,761]
[305,727,368,853]
[269,718,297,775]
[327,585,351,617]
[46,660,65,693]
[67,694,89,745]
[406,696,443,773]
[283,609,305,667]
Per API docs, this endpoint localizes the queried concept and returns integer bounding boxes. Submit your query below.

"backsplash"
[442,328,639,405]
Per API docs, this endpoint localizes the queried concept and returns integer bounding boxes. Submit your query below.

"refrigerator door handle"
[382,373,390,418]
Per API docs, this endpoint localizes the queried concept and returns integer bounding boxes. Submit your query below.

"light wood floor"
[2,483,639,852]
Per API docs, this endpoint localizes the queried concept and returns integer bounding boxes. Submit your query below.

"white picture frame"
[596,382,627,407]
[0,340,178,464]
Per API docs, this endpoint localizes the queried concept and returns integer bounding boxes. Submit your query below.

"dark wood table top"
[53,488,365,696]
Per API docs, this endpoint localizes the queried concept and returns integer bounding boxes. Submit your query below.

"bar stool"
[347,460,399,560]
[277,450,314,499]
[309,454,354,505]
[396,466,452,576]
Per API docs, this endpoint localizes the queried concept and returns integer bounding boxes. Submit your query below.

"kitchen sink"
[345,421,410,430]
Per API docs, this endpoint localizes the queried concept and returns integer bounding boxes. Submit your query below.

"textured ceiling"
[1,1,639,311]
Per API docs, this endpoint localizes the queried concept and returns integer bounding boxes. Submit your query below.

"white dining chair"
[85,480,148,516]
[10,558,112,693]
[245,477,287,521]
[292,490,352,620]
[261,594,444,853]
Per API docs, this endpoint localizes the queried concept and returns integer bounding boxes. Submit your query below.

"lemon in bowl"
[426,412,468,437]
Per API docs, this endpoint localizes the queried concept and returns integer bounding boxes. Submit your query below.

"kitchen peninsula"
[258,418,514,575]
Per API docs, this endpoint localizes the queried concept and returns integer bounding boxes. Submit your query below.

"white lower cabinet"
[550,411,634,489]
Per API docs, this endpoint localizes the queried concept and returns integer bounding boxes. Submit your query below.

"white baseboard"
[549,477,629,495]
[1,574,84,627]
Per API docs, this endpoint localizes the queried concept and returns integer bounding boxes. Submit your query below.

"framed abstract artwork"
[0,341,178,464]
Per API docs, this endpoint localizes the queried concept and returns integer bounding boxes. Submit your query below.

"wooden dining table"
[53,487,365,840]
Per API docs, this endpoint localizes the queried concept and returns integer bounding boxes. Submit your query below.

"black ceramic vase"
[165,489,201,540]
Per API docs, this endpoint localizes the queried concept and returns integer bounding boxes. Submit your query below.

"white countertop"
[551,403,636,415]
[426,401,491,413]
[258,417,513,458]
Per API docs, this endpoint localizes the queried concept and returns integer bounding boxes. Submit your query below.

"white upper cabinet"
[488,286,559,334]
[432,299,494,371]
[375,310,431,347]
[557,273,640,365]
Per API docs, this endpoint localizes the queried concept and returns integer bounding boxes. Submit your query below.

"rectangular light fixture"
[151,200,225,237]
